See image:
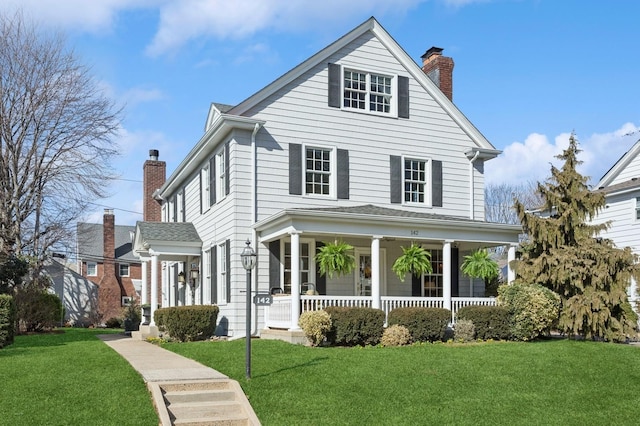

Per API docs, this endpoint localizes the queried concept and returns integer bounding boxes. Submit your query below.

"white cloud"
[486,123,640,187]
[122,87,165,107]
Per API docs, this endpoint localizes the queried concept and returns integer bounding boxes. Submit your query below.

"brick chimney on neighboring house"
[421,47,454,102]
[143,149,166,222]
[98,208,123,322]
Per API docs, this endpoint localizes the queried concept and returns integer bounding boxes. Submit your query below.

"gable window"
[344,69,392,113]
[86,261,97,276]
[305,147,332,195]
[118,263,130,277]
[404,158,428,203]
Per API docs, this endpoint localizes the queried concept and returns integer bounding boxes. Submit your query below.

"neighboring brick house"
[77,210,142,321]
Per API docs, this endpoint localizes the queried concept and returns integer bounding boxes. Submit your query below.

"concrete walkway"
[98,334,227,382]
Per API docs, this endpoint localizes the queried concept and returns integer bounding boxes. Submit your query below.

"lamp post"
[189,264,199,305]
[240,239,256,379]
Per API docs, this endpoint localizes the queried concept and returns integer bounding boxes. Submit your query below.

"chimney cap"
[149,149,159,160]
[104,208,114,215]
[421,46,444,60]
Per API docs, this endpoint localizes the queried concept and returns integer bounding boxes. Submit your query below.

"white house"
[132,17,521,339]
[592,139,640,309]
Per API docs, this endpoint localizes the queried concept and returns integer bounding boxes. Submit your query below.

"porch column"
[443,240,452,312]
[371,236,381,309]
[290,231,301,330]
[507,244,516,284]
[141,260,148,306]
[150,254,158,326]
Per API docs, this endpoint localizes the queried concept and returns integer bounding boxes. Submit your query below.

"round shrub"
[298,310,332,346]
[387,307,451,342]
[456,305,511,340]
[381,324,411,347]
[15,288,63,332]
[497,283,560,341]
[105,317,122,328]
[454,319,475,342]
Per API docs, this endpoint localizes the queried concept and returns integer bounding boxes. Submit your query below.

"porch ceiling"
[132,221,202,261]
[254,204,521,247]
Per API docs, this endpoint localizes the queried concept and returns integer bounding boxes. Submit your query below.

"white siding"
[594,190,640,254]
[609,154,640,186]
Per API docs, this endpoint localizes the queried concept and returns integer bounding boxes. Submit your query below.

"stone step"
[168,400,245,420]
[172,412,249,426]
[164,388,237,404]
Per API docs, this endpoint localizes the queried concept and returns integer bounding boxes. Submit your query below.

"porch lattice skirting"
[264,295,497,329]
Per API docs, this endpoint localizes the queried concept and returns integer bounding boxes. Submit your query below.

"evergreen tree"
[513,134,638,341]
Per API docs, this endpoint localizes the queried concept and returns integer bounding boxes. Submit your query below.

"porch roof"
[254,204,522,248]
[132,221,202,261]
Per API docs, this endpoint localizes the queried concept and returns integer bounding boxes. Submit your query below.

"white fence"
[264,295,497,328]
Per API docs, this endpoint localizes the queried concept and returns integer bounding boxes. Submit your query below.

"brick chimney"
[98,209,123,322]
[143,149,166,222]
[421,47,454,101]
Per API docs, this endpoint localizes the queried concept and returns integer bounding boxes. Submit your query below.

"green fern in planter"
[392,243,432,282]
[461,249,499,284]
[315,240,356,278]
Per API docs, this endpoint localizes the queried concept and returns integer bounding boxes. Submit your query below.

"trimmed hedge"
[324,307,384,346]
[154,305,219,342]
[456,305,511,340]
[387,307,451,342]
[0,295,16,348]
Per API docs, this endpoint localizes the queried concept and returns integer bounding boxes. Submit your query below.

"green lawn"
[0,329,157,426]
[163,338,640,425]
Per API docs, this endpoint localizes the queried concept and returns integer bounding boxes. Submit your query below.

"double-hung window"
[404,158,429,204]
[305,147,333,196]
[118,263,130,277]
[86,262,97,276]
[283,241,311,294]
[217,242,227,304]
[635,197,640,220]
[422,249,443,297]
[217,150,226,201]
[343,69,392,114]
[200,164,210,213]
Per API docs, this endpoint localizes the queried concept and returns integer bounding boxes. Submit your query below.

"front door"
[355,249,386,296]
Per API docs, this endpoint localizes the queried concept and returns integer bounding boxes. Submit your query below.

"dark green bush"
[387,307,451,342]
[0,295,16,348]
[154,308,167,331]
[456,305,511,340]
[105,317,122,328]
[15,289,63,332]
[324,306,384,346]
[497,283,561,341]
[154,305,219,342]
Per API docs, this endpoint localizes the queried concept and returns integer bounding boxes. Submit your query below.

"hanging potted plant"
[460,248,499,289]
[392,243,432,282]
[315,240,356,278]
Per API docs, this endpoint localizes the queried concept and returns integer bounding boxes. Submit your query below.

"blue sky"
[3,0,640,226]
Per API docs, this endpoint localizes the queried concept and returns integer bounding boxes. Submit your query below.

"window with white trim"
[635,197,640,220]
[404,158,429,204]
[86,261,97,276]
[343,69,392,114]
[217,243,227,304]
[283,241,312,295]
[200,164,210,212]
[217,150,226,202]
[305,146,334,196]
[203,248,211,304]
[118,263,130,277]
[422,249,443,297]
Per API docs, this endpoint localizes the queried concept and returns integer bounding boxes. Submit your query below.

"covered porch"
[255,205,521,331]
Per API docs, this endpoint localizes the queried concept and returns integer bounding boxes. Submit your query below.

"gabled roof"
[133,221,202,259]
[597,138,640,188]
[229,16,496,152]
[77,222,138,263]
[595,177,640,195]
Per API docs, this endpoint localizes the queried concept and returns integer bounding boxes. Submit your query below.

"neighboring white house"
[132,17,521,338]
[592,139,640,309]
[43,258,98,326]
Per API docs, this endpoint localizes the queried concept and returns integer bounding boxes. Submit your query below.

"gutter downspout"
[251,122,261,336]
[469,151,480,220]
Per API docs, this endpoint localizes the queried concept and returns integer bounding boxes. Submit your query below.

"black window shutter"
[451,247,459,297]
[328,63,341,108]
[268,240,281,290]
[432,159,443,207]
[181,188,186,221]
[211,248,218,303]
[224,142,230,196]
[225,240,231,303]
[289,143,302,195]
[199,171,203,214]
[337,149,349,199]
[411,274,421,297]
[390,155,402,204]
[398,76,409,119]
[209,156,216,206]
[315,242,326,295]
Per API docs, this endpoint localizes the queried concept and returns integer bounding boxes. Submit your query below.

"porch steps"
[148,379,261,425]
[259,328,308,345]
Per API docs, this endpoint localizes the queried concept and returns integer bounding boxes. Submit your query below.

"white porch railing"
[264,295,497,328]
